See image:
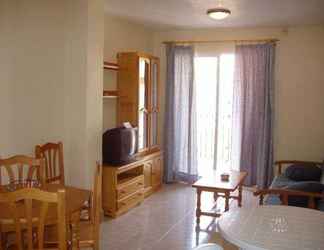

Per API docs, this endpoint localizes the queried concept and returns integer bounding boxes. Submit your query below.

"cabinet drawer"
[117,190,144,210]
[117,175,144,200]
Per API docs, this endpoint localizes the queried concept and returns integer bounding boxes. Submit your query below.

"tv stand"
[102,150,163,217]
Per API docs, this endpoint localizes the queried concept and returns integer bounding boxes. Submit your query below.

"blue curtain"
[232,43,275,188]
[164,44,198,184]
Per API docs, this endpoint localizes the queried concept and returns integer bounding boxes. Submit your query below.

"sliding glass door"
[195,54,235,176]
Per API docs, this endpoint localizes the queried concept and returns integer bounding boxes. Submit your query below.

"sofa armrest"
[253,188,324,209]
[274,160,323,175]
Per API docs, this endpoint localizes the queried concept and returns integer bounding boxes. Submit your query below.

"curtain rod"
[162,38,279,45]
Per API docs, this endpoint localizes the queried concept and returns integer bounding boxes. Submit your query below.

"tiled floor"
[101,183,257,250]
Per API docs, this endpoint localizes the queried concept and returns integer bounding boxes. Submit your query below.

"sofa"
[254,160,324,211]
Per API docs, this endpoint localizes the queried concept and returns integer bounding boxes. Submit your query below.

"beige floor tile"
[100,183,257,250]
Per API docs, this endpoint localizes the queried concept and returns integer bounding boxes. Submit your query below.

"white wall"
[153,25,324,162]
[0,0,104,188]
[275,26,324,161]
[103,14,154,131]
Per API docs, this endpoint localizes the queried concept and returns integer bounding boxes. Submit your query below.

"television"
[102,126,138,166]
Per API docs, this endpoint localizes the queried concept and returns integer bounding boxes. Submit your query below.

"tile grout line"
[154,208,195,245]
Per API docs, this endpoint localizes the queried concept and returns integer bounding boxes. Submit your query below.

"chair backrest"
[35,142,65,184]
[90,162,102,249]
[0,155,45,188]
[0,188,67,250]
[275,160,323,175]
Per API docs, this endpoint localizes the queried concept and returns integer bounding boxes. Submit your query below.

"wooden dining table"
[0,183,91,248]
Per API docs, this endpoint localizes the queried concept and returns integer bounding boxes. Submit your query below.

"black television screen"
[102,127,138,166]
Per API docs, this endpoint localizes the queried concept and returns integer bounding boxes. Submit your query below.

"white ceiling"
[105,0,324,29]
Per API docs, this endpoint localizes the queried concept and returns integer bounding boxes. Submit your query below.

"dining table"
[0,183,91,248]
[217,205,324,250]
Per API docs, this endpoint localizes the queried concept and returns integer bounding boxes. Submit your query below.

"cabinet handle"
[138,183,143,185]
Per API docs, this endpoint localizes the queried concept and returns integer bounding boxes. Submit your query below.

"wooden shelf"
[103,61,119,71]
[103,90,119,98]
[117,174,143,186]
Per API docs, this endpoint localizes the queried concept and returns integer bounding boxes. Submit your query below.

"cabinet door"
[143,160,153,189]
[149,58,159,149]
[138,58,150,152]
[152,156,162,188]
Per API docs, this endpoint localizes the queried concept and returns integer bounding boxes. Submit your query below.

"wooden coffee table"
[192,170,247,225]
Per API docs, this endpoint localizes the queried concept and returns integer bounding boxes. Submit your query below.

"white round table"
[217,205,324,250]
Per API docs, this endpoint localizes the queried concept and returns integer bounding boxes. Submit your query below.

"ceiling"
[105,0,324,29]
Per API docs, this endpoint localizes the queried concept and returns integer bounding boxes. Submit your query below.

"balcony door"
[195,54,235,176]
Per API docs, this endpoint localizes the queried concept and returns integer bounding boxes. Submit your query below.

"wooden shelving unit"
[103,61,119,71]
[103,61,119,99]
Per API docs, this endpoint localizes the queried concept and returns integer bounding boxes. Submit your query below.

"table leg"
[225,191,230,212]
[196,189,202,225]
[238,184,243,207]
[213,192,218,201]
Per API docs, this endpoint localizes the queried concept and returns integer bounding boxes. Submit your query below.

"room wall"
[0,0,104,188]
[153,25,324,162]
[275,26,324,161]
[103,14,154,131]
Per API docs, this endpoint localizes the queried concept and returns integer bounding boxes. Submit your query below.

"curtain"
[232,43,275,188]
[164,44,198,184]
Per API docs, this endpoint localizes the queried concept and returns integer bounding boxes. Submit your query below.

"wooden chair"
[0,188,67,250]
[45,163,102,250]
[254,188,324,209]
[78,162,102,250]
[35,142,65,184]
[254,160,324,209]
[0,155,45,188]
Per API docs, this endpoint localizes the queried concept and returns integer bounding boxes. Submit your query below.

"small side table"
[192,170,247,225]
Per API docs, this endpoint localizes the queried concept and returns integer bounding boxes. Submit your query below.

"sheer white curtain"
[164,44,198,183]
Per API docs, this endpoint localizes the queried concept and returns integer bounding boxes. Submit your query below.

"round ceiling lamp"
[207,7,231,20]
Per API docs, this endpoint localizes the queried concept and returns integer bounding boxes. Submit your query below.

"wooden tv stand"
[102,150,163,218]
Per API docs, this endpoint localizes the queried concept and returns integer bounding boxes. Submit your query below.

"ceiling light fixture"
[207,7,231,20]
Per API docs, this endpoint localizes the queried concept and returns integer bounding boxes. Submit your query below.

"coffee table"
[192,170,247,225]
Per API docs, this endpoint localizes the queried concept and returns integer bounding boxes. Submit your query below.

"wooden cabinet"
[102,151,163,218]
[117,52,160,153]
[152,156,163,188]
[143,160,153,195]
[102,52,163,218]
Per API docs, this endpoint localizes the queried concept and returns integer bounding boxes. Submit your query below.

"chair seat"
[193,243,224,250]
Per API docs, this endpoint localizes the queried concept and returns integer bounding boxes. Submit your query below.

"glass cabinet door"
[138,58,149,151]
[150,59,159,148]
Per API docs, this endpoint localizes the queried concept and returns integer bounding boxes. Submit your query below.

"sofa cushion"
[285,164,322,182]
[270,174,297,188]
[265,174,297,205]
[284,182,324,208]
